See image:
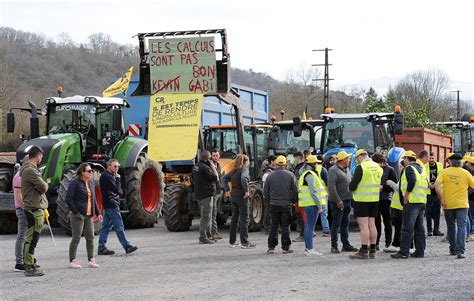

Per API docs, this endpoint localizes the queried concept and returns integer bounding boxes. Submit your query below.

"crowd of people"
[13,146,136,277]
[194,147,474,260]
[11,144,474,277]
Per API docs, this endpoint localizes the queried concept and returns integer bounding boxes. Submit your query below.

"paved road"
[1,219,472,300]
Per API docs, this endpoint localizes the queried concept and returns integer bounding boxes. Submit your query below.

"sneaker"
[449,250,457,256]
[212,233,223,240]
[350,251,369,259]
[433,230,444,236]
[25,267,44,277]
[98,248,115,256]
[267,248,275,254]
[241,243,256,249]
[390,252,408,259]
[88,258,100,268]
[125,245,138,254]
[427,231,433,236]
[330,247,340,254]
[69,259,82,269]
[322,232,330,237]
[199,238,215,244]
[457,253,466,259]
[369,251,376,259]
[383,246,399,253]
[410,252,424,258]
[229,242,240,248]
[305,249,323,256]
[466,236,473,242]
[14,263,25,272]
[342,245,358,252]
[375,245,380,251]
[292,236,304,242]
[282,248,294,254]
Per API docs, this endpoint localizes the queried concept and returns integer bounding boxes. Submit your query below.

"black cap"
[448,153,463,160]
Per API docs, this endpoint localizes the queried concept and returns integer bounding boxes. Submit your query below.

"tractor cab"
[43,96,128,159]
[320,111,404,173]
[267,118,323,157]
[435,121,473,155]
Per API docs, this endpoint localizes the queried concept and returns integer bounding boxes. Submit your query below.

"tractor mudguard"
[113,137,148,168]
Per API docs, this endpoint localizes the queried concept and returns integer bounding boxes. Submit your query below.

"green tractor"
[7,95,164,234]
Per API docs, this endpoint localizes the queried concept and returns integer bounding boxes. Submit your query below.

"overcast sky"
[1,0,472,100]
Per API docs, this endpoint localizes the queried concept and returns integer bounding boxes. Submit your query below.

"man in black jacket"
[264,155,298,254]
[98,159,137,255]
[192,150,219,244]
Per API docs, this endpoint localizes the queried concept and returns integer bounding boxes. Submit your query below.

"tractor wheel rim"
[252,194,263,223]
[141,168,159,212]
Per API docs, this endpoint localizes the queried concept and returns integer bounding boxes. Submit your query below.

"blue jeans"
[469,199,474,234]
[304,206,319,250]
[444,208,468,255]
[329,200,351,248]
[98,207,130,251]
[467,215,472,238]
[399,203,426,256]
[320,204,330,233]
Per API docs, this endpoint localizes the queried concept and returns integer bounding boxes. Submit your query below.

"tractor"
[318,108,405,174]
[435,118,473,156]
[6,95,164,234]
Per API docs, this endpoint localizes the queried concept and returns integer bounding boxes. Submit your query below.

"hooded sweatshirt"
[20,162,48,210]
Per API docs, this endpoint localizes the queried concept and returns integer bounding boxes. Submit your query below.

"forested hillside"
[0,26,470,150]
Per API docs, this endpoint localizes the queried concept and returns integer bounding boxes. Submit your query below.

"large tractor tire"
[0,212,17,234]
[248,183,265,232]
[0,165,14,192]
[124,153,164,228]
[163,183,193,232]
[56,169,103,235]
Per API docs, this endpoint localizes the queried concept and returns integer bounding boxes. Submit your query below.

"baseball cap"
[336,151,351,161]
[463,155,474,164]
[275,155,287,166]
[355,149,367,157]
[305,155,321,164]
[402,150,417,159]
[447,153,462,160]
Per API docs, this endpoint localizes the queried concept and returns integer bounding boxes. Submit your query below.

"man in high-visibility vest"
[298,155,326,256]
[425,152,444,236]
[349,149,383,259]
[391,150,429,259]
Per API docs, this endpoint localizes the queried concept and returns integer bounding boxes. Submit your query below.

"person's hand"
[111,192,118,196]
[336,202,344,209]
[386,180,394,187]
[403,192,410,204]
[244,192,250,199]
[440,198,446,208]
[224,191,231,198]
[94,215,103,222]
[318,206,322,213]
[115,173,121,179]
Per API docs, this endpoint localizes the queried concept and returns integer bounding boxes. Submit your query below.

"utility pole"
[312,48,333,112]
[450,90,461,120]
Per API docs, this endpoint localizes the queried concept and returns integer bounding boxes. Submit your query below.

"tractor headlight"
[45,98,56,105]
[41,107,48,116]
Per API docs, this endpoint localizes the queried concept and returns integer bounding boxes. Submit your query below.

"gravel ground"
[1,218,473,300]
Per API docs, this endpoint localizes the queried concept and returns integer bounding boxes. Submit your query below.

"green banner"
[148,37,217,94]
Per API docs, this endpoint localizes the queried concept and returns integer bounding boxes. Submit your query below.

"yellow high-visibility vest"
[298,169,327,207]
[353,160,383,203]
[400,165,429,204]
[391,186,403,210]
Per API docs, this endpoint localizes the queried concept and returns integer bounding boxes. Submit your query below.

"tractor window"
[48,104,96,135]
[273,128,310,154]
[374,121,394,152]
[453,129,462,153]
[207,128,239,158]
[323,118,374,152]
